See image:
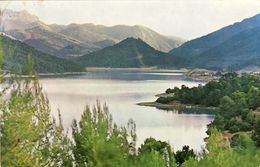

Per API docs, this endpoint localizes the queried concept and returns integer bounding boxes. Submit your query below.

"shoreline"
[3,68,188,78]
[3,72,88,79]
[37,72,87,78]
[85,67,188,73]
[137,101,218,111]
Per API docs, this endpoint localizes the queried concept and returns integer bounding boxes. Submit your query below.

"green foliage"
[22,53,34,75]
[138,137,175,167]
[48,111,74,167]
[0,78,72,166]
[161,73,260,139]
[213,89,257,133]
[174,145,195,166]
[159,73,260,107]
[0,37,3,70]
[252,119,260,147]
[136,150,168,167]
[71,103,136,167]
[219,96,236,118]
[210,114,225,131]
[156,97,175,104]
[248,86,260,110]
[230,133,255,151]
[184,129,260,167]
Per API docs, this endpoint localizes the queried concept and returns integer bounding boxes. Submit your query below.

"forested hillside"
[157,73,260,147]
[0,34,84,74]
[169,14,260,70]
[76,38,184,68]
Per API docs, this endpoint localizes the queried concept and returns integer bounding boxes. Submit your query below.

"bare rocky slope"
[1,9,185,57]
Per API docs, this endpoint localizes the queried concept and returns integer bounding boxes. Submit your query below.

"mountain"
[1,10,81,56]
[51,23,185,52]
[190,27,260,70]
[76,38,183,68]
[169,14,260,70]
[1,9,185,57]
[0,34,84,73]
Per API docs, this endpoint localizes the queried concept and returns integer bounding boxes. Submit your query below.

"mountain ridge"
[1,9,185,57]
[169,13,260,70]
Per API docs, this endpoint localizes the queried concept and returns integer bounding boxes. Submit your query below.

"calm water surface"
[40,71,214,151]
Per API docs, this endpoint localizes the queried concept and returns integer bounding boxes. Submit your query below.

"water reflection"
[40,71,214,151]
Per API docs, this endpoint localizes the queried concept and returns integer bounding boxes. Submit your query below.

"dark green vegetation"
[76,38,184,68]
[157,73,260,150]
[0,35,84,74]
[170,14,260,70]
[159,73,259,107]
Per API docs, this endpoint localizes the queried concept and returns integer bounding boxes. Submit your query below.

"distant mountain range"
[1,9,185,57]
[76,37,183,68]
[169,13,260,71]
[0,34,84,74]
[1,9,260,71]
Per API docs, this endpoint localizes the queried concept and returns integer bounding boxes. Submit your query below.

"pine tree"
[252,119,260,147]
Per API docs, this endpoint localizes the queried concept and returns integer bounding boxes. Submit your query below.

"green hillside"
[190,27,260,70]
[76,38,183,68]
[0,34,84,74]
[169,14,260,70]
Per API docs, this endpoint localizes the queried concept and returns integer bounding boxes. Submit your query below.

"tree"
[0,78,72,166]
[0,37,3,70]
[220,72,238,81]
[138,137,175,167]
[48,111,73,167]
[252,119,260,147]
[230,133,255,151]
[219,96,236,118]
[136,150,168,167]
[174,145,195,166]
[231,91,248,113]
[71,102,136,167]
[248,86,260,110]
[22,53,34,75]
[183,128,260,167]
[211,114,225,131]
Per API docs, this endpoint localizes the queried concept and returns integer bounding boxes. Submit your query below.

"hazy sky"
[1,0,260,39]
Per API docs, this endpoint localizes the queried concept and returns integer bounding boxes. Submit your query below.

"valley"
[1,3,260,167]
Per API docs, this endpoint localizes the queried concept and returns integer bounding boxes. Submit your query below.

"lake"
[40,71,215,152]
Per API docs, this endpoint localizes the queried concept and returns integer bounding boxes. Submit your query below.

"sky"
[1,0,260,40]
